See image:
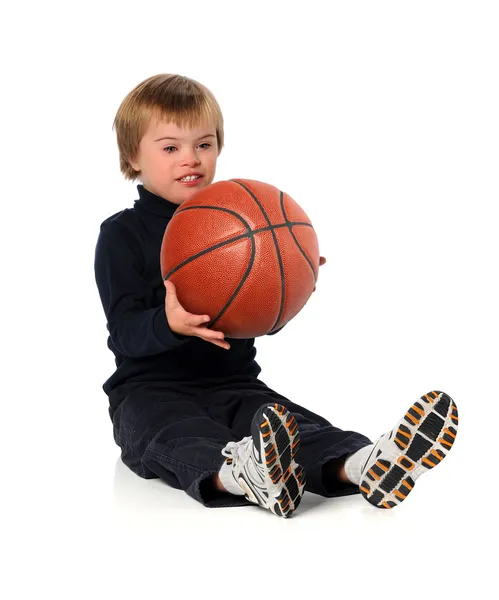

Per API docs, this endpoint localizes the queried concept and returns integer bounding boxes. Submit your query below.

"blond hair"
[112,74,225,181]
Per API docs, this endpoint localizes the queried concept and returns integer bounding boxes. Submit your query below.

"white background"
[2,1,498,598]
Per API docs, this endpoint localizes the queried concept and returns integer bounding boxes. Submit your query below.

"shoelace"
[221,436,253,463]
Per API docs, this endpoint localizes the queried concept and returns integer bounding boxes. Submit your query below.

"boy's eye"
[163,143,211,153]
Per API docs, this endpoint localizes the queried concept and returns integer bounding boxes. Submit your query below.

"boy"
[94,74,458,518]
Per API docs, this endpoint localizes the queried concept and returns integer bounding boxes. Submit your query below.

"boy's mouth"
[177,172,202,180]
[177,175,204,186]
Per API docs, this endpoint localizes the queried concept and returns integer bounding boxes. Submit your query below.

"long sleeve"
[94,220,188,358]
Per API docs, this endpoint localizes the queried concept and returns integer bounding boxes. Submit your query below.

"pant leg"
[110,381,254,508]
[201,375,373,498]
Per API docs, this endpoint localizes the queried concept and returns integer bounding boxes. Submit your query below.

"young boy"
[94,74,458,518]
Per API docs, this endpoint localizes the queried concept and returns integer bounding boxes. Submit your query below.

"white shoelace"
[221,436,253,463]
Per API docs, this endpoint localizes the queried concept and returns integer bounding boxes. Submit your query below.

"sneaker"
[221,403,306,518]
[359,390,459,509]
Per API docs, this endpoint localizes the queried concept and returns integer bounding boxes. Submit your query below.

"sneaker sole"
[359,391,458,509]
[240,403,306,518]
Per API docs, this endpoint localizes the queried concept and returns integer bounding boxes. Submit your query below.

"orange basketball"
[160,179,320,338]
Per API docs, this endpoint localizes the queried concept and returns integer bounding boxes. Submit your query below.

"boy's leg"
[110,381,254,509]
[198,378,459,508]
[200,376,373,499]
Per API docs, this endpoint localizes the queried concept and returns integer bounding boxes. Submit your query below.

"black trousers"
[109,374,373,508]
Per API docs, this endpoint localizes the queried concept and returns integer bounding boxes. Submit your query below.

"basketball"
[160,179,321,338]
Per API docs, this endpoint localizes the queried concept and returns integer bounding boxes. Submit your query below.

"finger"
[165,281,186,312]
[198,332,230,350]
[186,313,211,327]
[319,256,326,266]
[196,329,230,349]
[164,280,178,300]
[196,328,225,342]
[209,339,231,350]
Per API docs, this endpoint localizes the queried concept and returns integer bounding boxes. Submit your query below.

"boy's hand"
[313,256,327,292]
[164,280,231,350]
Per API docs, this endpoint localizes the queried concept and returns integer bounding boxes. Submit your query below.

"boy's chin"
[174,185,207,204]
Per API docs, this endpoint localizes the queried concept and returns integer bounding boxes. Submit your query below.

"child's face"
[130,116,219,205]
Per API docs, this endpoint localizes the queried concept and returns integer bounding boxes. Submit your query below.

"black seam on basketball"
[209,239,256,329]
[164,205,253,280]
[229,180,285,331]
[164,205,255,328]
[163,230,252,279]
[279,191,317,283]
[164,219,314,282]
[166,200,314,331]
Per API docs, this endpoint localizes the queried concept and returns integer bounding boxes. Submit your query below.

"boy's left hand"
[313,256,326,292]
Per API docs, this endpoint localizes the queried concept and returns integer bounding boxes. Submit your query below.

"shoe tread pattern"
[250,403,305,518]
[360,391,458,509]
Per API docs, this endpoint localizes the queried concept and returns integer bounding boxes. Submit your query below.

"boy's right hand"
[164,280,231,350]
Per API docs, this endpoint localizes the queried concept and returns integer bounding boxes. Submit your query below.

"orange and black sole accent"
[252,403,305,518]
[359,391,458,509]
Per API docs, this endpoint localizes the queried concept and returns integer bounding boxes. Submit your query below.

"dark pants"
[109,374,372,508]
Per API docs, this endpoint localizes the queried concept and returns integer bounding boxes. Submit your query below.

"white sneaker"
[359,390,459,509]
[221,403,305,518]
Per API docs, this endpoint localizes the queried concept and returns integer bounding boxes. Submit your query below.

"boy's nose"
[181,151,201,165]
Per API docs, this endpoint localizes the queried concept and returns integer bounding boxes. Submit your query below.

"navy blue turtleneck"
[94,184,264,398]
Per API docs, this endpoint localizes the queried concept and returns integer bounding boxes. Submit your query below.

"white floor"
[7,383,496,600]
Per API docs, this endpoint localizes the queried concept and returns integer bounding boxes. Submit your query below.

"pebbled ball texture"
[160,178,320,338]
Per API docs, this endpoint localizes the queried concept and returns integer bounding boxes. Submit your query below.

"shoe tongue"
[238,436,253,460]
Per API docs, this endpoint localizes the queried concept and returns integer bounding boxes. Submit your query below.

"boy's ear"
[129,156,140,172]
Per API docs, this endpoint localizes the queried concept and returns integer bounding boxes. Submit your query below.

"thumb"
[164,279,178,300]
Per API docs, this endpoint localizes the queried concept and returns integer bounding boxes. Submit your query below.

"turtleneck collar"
[134,184,179,218]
